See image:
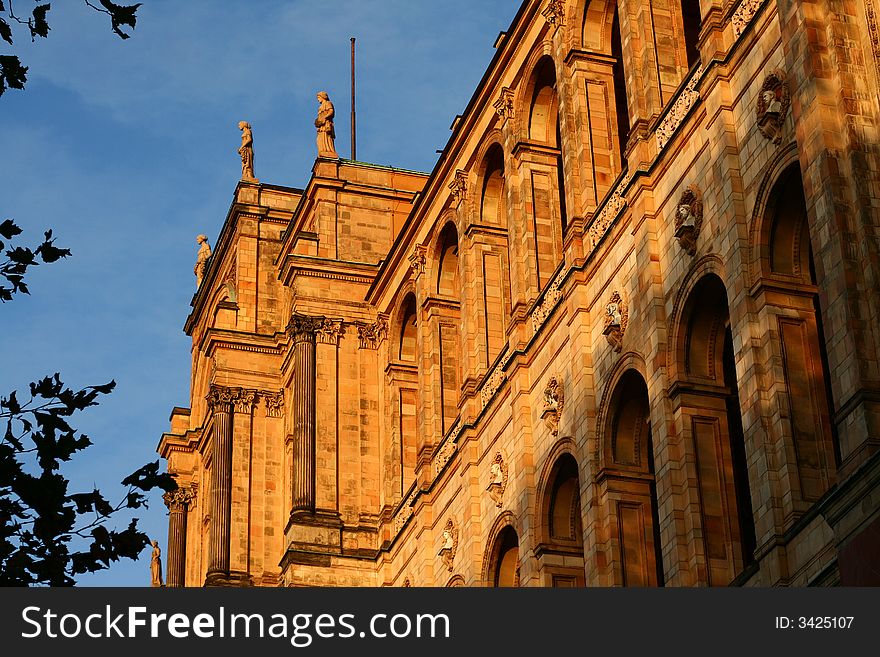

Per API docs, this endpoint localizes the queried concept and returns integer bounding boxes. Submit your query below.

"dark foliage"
[0,0,142,97]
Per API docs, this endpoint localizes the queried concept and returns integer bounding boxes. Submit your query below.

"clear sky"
[2,0,518,586]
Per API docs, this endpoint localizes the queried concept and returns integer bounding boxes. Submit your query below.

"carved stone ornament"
[409,244,427,278]
[357,316,388,349]
[673,185,703,256]
[316,318,346,345]
[732,0,768,38]
[206,384,237,411]
[756,70,791,145]
[287,313,325,344]
[449,169,468,206]
[264,390,284,418]
[163,487,196,511]
[438,519,459,572]
[541,377,565,437]
[541,0,565,27]
[194,234,212,289]
[602,292,628,353]
[493,87,515,122]
[486,452,509,508]
[233,388,259,414]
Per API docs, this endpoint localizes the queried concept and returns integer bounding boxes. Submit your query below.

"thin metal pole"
[350,37,357,161]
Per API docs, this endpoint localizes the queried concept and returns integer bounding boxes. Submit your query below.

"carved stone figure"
[437,519,458,572]
[541,377,565,436]
[238,121,258,183]
[315,91,339,159]
[194,234,212,288]
[756,70,791,144]
[150,540,164,587]
[486,453,508,508]
[673,185,703,256]
[602,292,628,353]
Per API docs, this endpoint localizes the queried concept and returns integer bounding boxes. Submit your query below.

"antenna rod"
[350,37,357,161]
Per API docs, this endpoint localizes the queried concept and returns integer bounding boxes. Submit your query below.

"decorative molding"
[392,488,418,536]
[541,0,565,28]
[756,69,791,145]
[438,519,459,572]
[480,363,508,409]
[656,65,703,151]
[602,291,628,353]
[530,266,566,334]
[357,316,388,349]
[448,169,469,206]
[316,318,346,345]
[587,173,631,249]
[409,245,427,278]
[732,0,768,38]
[867,0,880,81]
[264,390,284,418]
[163,487,196,512]
[486,452,508,508]
[541,377,564,437]
[493,87,515,122]
[432,422,464,478]
[674,185,704,256]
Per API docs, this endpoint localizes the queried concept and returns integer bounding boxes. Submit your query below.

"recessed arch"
[480,143,507,227]
[436,222,460,297]
[398,293,418,362]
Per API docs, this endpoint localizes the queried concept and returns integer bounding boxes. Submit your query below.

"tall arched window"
[398,294,417,362]
[527,56,566,290]
[760,164,839,500]
[604,371,664,586]
[681,0,702,70]
[436,224,459,297]
[480,145,506,227]
[678,275,756,583]
[610,6,630,167]
[479,144,510,367]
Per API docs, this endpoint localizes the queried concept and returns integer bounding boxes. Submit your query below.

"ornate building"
[158,0,880,587]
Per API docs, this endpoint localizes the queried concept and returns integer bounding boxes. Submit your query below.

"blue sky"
[2,0,517,586]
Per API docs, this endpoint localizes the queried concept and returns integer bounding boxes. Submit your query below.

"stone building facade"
[158,0,880,587]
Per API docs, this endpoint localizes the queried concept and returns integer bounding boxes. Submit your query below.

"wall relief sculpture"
[438,519,459,572]
[486,452,509,508]
[602,292,628,353]
[756,69,791,144]
[541,377,564,436]
[674,185,703,256]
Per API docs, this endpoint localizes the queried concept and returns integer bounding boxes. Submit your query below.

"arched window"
[761,164,839,500]
[436,224,459,297]
[538,452,586,586]
[492,526,520,587]
[604,370,664,586]
[678,275,756,583]
[610,6,630,166]
[480,145,506,227]
[527,56,567,290]
[548,455,582,542]
[681,0,702,70]
[398,294,417,362]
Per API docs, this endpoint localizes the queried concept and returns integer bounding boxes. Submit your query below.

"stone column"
[206,385,235,582]
[289,315,321,513]
[163,486,195,588]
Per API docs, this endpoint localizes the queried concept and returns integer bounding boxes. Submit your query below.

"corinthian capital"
[206,384,237,411]
[287,313,325,344]
[163,487,196,511]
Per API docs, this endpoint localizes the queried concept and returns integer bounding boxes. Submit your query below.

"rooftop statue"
[315,91,339,159]
[150,540,164,587]
[194,234,212,289]
[238,121,258,183]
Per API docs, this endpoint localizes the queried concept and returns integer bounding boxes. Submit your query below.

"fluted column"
[288,314,321,514]
[206,385,234,581]
[163,486,195,588]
